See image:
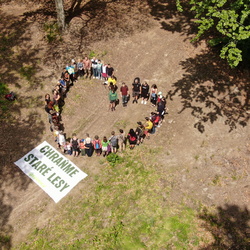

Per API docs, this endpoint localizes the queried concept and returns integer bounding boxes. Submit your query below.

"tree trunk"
[54,0,65,31]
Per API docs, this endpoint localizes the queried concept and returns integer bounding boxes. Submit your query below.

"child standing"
[101,136,110,157]
[127,129,137,149]
[70,133,80,157]
[109,89,118,111]
[109,131,118,153]
[84,133,93,157]
[118,129,126,151]
[65,141,72,155]
[93,135,102,156]
[58,131,66,152]
[79,139,86,156]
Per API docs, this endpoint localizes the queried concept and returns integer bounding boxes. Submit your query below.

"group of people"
[44,56,115,129]
[44,56,167,157]
[108,76,165,112]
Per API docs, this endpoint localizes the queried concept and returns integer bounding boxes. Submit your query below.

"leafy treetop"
[177,0,250,67]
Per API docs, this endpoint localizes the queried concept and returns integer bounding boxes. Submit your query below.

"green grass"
[114,119,128,129]
[0,234,11,243]
[89,50,108,59]
[89,50,97,58]
[194,155,199,161]
[44,22,61,43]
[15,148,204,249]
[212,174,221,185]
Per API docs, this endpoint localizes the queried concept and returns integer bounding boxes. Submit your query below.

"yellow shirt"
[145,121,153,130]
[108,77,117,85]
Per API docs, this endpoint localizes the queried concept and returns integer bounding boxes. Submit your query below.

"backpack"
[129,134,136,141]
[95,140,100,149]
[150,126,156,134]
[5,92,16,101]
[110,136,118,147]
[59,79,66,87]
[154,115,160,124]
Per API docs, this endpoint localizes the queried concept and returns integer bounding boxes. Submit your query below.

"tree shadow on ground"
[147,0,198,41]
[23,0,151,57]
[0,111,45,249]
[0,8,47,248]
[199,204,249,249]
[0,11,45,90]
[166,51,250,133]
[146,0,250,132]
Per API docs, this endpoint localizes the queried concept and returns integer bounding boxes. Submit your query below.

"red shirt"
[120,85,128,96]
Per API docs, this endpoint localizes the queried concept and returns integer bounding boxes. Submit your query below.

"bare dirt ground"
[0,0,249,248]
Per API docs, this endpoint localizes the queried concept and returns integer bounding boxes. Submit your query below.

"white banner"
[14,141,88,203]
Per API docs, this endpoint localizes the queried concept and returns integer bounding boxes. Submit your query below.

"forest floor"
[0,0,249,249]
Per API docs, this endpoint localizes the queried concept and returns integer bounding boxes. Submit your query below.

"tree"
[54,0,65,31]
[177,0,250,68]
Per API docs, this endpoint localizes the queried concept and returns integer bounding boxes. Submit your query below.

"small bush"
[106,153,123,166]
[44,22,61,43]
[89,50,97,58]
[0,234,11,243]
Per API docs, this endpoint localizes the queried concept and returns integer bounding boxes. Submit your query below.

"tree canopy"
[177,0,250,68]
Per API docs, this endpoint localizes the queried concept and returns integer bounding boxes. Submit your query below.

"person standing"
[140,81,149,104]
[52,89,60,114]
[79,139,86,156]
[135,121,145,145]
[108,75,117,88]
[127,129,137,149]
[83,56,92,79]
[96,60,102,79]
[62,69,70,91]
[109,131,118,153]
[101,136,110,157]
[150,84,158,106]
[66,62,75,85]
[77,58,84,79]
[157,97,166,126]
[144,117,153,139]
[91,57,98,79]
[120,82,129,107]
[101,62,108,80]
[109,88,118,111]
[70,133,80,157]
[44,94,53,124]
[132,77,141,104]
[84,133,93,157]
[93,135,102,156]
[106,64,114,78]
[118,129,126,151]
[58,131,66,152]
